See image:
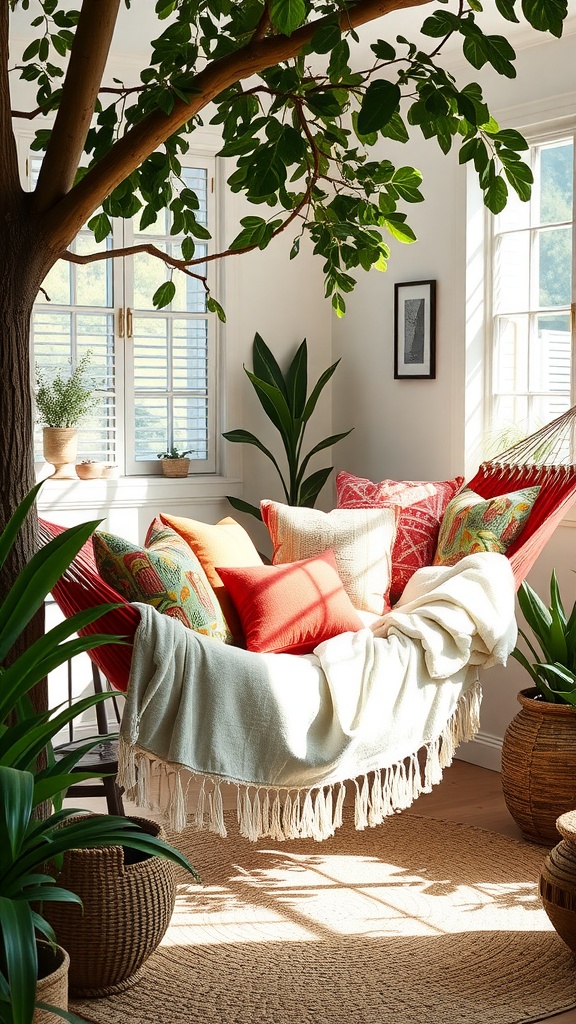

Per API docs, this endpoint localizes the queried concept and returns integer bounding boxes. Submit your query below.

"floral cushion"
[336,471,464,603]
[217,550,364,654]
[260,499,398,615]
[433,486,541,566]
[158,513,263,644]
[93,518,231,641]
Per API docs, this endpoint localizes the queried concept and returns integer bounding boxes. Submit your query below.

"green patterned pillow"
[433,486,540,567]
[93,517,231,642]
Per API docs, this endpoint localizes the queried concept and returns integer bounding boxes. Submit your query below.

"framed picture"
[394,279,436,380]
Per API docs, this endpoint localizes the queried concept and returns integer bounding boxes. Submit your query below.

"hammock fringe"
[117,679,482,842]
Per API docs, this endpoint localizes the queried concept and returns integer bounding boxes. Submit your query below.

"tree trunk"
[0,197,59,713]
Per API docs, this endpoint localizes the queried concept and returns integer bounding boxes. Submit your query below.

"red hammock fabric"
[39,519,138,692]
[467,463,576,588]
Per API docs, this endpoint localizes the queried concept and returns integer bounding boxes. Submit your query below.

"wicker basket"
[34,942,69,1024]
[160,458,190,478]
[45,816,176,997]
[501,688,576,845]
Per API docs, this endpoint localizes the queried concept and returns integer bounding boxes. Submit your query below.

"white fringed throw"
[118,552,517,841]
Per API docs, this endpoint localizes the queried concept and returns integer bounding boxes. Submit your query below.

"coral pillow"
[93,518,231,641]
[217,550,363,654]
[433,486,541,566]
[159,513,263,643]
[336,471,464,603]
[260,500,398,615]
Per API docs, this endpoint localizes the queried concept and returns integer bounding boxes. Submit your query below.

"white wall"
[332,24,576,769]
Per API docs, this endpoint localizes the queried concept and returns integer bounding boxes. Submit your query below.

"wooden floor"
[74,758,576,1023]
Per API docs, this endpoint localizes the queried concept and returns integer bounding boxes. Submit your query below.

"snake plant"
[511,570,576,705]
[223,332,352,519]
[0,484,198,1024]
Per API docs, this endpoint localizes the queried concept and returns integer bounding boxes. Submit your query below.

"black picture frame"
[394,279,436,380]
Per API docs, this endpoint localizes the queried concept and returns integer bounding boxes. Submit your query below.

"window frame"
[25,134,220,479]
[485,128,576,447]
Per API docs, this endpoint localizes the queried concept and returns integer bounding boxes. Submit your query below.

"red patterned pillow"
[217,549,364,655]
[336,471,464,603]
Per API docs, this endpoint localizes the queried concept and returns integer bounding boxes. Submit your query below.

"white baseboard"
[456,731,503,772]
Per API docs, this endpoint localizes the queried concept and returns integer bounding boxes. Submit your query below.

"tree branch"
[0,4,21,209]
[12,85,144,121]
[41,0,433,249]
[34,0,122,211]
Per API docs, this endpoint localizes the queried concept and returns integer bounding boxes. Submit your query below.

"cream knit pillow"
[260,500,398,615]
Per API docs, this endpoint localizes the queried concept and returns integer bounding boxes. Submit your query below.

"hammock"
[39,405,576,695]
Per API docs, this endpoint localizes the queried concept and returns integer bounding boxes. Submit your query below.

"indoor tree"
[0,0,569,634]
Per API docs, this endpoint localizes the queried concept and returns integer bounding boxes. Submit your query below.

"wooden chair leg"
[102,774,125,816]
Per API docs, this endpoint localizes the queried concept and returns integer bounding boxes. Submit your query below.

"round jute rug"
[71,812,576,1024]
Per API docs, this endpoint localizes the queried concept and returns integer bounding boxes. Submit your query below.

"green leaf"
[370,39,396,61]
[87,212,112,243]
[0,520,103,665]
[502,158,533,201]
[152,280,176,309]
[358,80,401,136]
[0,896,36,1024]
[270,0,306,35]
[298,467,333,507]
[206,296,227,322]
[225,496,262,521]
[0,767,33,861]
[522,0,567,37]
[285,339,308,420]
[496,0,520,21]
[252,333,289,400]
[302,361,340,423]
[483,174,508,214]
[517,581,554,660]
[0,481,43,571]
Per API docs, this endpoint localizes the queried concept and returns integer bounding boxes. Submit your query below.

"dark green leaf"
[270,0,305,36]
[358,80,401,137]
[225,496,262,521]
[152,280,176,309]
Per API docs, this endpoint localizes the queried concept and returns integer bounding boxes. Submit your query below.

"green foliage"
[223,332,352,519]
[511,570,576,705]
[0,484,199,1023]
[35,351,97,428]
[10,0,570,315]
[157,445,194,459]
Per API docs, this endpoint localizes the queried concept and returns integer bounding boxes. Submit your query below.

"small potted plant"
[157,445,194,478]
[501,569,576,843]
[35,352,97,479]
[75,458,104,480]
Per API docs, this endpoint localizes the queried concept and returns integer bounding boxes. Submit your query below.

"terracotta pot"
[44,816,176,997]
[540,810,576,955]
[161,458,190,478]
[75,461,104,480]
[42,427,78,479]
[34,941,69,1024]
[501,688,576,844]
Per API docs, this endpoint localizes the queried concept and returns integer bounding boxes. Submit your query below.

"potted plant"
[222,333,352,519]
[156,445,194,478]
[501,569,576,843]
[35,352,97,479]
[0,484,198,1023]
[75,459,104,480]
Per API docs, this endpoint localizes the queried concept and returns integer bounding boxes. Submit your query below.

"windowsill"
[36,472,243,513]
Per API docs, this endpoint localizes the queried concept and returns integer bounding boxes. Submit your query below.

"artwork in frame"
[394,280,436,380]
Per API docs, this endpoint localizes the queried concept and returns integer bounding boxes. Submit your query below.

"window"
[32,156,217,475]
[488,133,575,444]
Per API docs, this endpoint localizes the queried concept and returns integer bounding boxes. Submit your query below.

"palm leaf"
[302,360,341,422]
[0,897,36,1024]
[0,520,102,663]
[0,482,43,572]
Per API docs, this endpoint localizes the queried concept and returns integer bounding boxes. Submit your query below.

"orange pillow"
[217,550,364,654]
[159,514,263,644]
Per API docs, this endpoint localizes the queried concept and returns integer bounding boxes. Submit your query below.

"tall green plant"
[223,333,352,520]
[0,484,198,1024]
[511,570,576,705]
